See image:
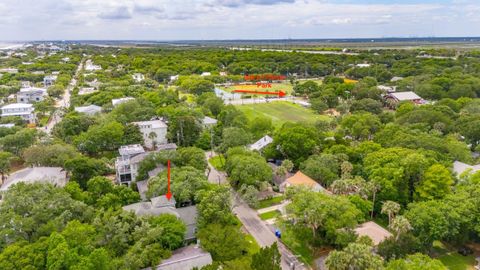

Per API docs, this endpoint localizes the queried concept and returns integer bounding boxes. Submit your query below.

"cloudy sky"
[0,0,479,40]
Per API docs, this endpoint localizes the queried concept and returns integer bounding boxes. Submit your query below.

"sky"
[0,0,479,41]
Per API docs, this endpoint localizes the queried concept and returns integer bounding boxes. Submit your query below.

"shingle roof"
[285,171,321,188]
[354,221,392,246]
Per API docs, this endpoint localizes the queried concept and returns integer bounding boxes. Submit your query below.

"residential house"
[132,119,168,149]
[354,221,392,246]
[279,171,326,192]
[1,103,35,123]
[123,195,198,241]
[17,87,47,103]
[115,144,146,186]
[85,59,102,71]
[0,123,14,128]
[74,105,102,116]
[200,72,211,77]
[390,76,404,82]
[219,71,228,76]
[249,135,273,151]
[132,73,145,82]
[453,161,480,177]
[20,81,32,88]
[170,75,179,81]
[356,63,371,68]
[202,116,217,129]
[112,97,135,107]
[385,91,424,106]
[0,68,18,74]
[0,167,67,192]
[147,245,213,270]
[377,85,396,93]
[78,87,97,96]
[43,75,57,87]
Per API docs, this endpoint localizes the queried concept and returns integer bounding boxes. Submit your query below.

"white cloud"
[0,0,479,40]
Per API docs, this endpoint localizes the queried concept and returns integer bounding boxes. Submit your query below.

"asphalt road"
[42,58,84,134]
[206,151,306,270]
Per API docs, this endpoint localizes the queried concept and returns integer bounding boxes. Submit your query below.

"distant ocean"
[0,42,24,50]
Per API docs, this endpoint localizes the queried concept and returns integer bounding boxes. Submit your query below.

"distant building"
[279,171,325,192]
[0,68,18,74]
[453,161,480,177]
[43,75,57,87]
[170,75,179,81]
[354,221,392,246]
[0,123,15,128]
[132,120,168,149]
[17,87,47,103]
[377,85,396,93]
[390,76,404,82]
[112,97,135,107]
[74,105,102,116]
[132,73,145,82]
[115,144,146,186]
[356,63,371,68]
[123,195,198,241]
[1,103,35,123]
[202,116,218,128]
[385,91,424,105]
[20,81,32,88]
[219,71,228,76]
[249,135,273,151]
[85,59,102,71]
[0,167,67,192]
[148,245,213,270]
[78,87,97,96]
[200,72,211,77]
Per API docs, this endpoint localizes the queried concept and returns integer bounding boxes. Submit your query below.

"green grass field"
[255,196,285,209]
[237,101,330,127]
[433,241,476,270]
[259,210,281,220]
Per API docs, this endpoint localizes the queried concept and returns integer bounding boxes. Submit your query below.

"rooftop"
[19,87,47,93]
[249,135,273,151]
[354,221,392,246]
[112,97,135,106]
[74,105,102,114]
[389,91,422,101]
[285,171,322,189]
[202,116,218,126]
[2,103,33,109]
[133,120,167,129]
[119,144,145,156]
[148,245,212,270]
[1,167,67,192]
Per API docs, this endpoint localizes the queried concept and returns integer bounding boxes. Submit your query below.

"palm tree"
[381,200,401,226]
[389,216,412,240]
[148,131,157,150]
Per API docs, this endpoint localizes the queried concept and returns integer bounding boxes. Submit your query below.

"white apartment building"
[133,119,168,149]
[1,103,35,123]
[115,144,146,186]
[17,87,48,103]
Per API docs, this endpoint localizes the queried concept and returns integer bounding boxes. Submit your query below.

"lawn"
[245,233,261,255]
[208,155,225,171]
[219,82,294,95]
[277,221,314,265]
[237,101,330,127]
[255,195,285,209]
[259,210,281,220]
[433,241,476,270]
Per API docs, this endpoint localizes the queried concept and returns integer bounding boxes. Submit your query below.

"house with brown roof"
[279,171,325,192]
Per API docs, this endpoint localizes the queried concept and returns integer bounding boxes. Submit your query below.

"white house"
[200,72,211,77]
[85,59,102,71]
[17,87,48,103]
[115,144,146,186]
[43,75,57,87]
[0,68,18,74]
[1,103,35,123]
[202,116,218,128]
[170,75,179,81]
[78,87,97,96]
[0,167,67,192]
[132,73,145,82]
[0,123,15,128]
[356,63,371,68]
[112,97,135,107]
[133,120,168,149]
[249,135,273,151]
[74,105,102,116]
